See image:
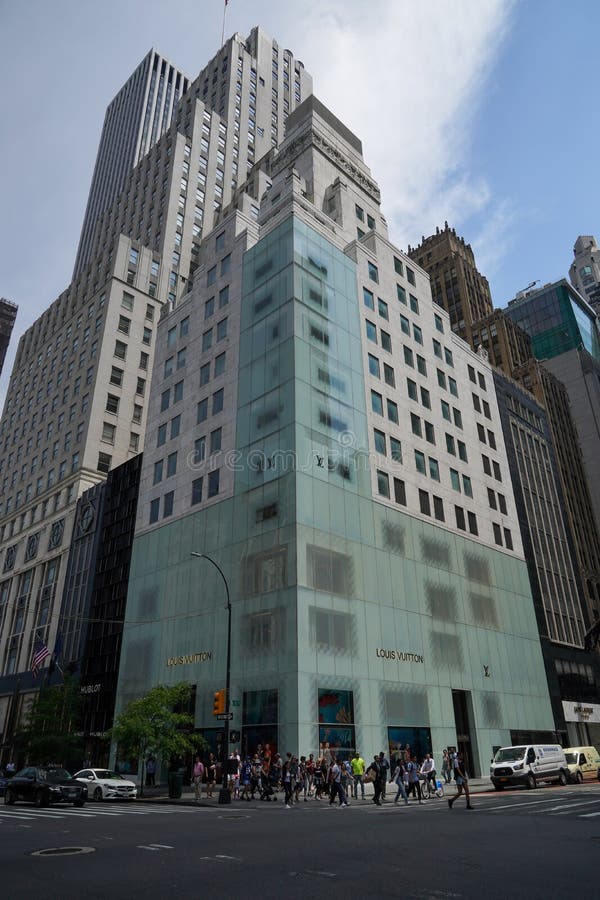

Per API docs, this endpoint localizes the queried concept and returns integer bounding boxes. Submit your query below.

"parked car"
[563,746,600,783]
[74,768,137,801]
[4,766,87,807]
[490,744,569,790]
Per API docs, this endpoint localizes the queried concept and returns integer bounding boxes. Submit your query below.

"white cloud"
[278,0,516,248]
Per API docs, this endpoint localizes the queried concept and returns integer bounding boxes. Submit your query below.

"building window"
[212,388,224,414]
[363,287,374,310]
[377,470,390,498]
[368,261,379,283]
[114,340,127,360]
[106,394,119,414]
[374,429,386,454]
[157,423,167,446]
[387,399,398,424]
[415,449,426,475]
[208,469,220,497]
[434,313,444,333]
[450,468,461,491]
[129,432,139,452]
[192,477,203,505]
[149,498,160,523]
[371,390,383,415]
[407,378,418,401]
[393,477,406,505]
[215,353,226,377]
[118,315,131,335]
[397,284,407,305]
[97,452,111,474]
[174,380,184,403]
[217,318,228,341]
[390,437,402,462]
[433,495,445,521]
[110,366,123,386]
[455,506,466,531]
[384,363,395,387]
[467,511,478,535]
[161,389,170,412]
[493,523,502,545]
[101,422,115,444]
[153,460,164,485]
[503,528,513,550]
[419,489,431,516]
[197,399,208,423]
[406,267,416,286]
[366,320,377,343]
[163,491,174,518]
[167,451,177,477]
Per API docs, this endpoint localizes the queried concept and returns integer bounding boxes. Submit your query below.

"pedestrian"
[329,756,349,807]
[304,753,315,800]
[193,756,204,802]
[367,754,383,805]
[392,758,409,805]
[206,753,216,799]
[240,756,253,801]
[441,749,452,784]
[378,751,390,800]
[406,755,424,804]
[314,758,325,799]
[282,754,294,808]
[145,756,156,787]
[448,752,474,810]
[351,751,366,800]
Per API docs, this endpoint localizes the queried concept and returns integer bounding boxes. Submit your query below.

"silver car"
[74,768,137,801]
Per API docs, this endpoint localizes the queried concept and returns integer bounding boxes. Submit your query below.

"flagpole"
[221,0,228,48]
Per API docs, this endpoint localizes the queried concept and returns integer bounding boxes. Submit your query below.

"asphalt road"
[2,783,599,899]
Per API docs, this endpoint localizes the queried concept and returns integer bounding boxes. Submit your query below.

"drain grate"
[30,847,96,857]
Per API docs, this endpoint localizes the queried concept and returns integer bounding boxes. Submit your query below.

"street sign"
[216,713,233,720]
[232,699,240,707]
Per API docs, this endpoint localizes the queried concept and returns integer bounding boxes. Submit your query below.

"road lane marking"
[547,800,600,813]
[579,811,600,818]
[483,797,572,811]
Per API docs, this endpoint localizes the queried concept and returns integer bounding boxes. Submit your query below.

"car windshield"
[564,753,578,764]
[95,770,124,780]
[38,768,72,783]
[494,747,526,763]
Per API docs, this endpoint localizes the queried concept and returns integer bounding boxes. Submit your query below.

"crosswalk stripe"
[579,811,600,818]
[547,800,600,813]
[483,797,572,811]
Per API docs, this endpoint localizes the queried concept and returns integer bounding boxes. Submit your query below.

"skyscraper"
[0,298,18,378]
[407,223,493,346]
[570,235,600,316]
[74,50,191,278]
[114,96,555,776]
[0,28,312,762]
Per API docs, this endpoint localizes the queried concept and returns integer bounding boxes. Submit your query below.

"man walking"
[378,751,390,801]
[367,755,383,806]
[329,756,349,807]
[351,751,366,800]
[406,754,424,804]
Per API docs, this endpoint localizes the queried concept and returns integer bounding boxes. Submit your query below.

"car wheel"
[73,800,85,808]
[93,787,103,802]
[558,770,568,786]
[493,784,504,792]
[576,771,583,784]
[4,789,15,805]
[526,774,536,790]
[34,790,46,808]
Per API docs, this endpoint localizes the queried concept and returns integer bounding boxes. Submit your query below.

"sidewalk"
[136,776,494,808]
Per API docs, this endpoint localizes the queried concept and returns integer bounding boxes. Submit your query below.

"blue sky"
[1,0,598,407]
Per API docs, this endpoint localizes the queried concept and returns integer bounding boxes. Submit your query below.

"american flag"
[31,643,50,677]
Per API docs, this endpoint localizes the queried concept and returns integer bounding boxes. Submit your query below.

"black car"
[4,766,87,807]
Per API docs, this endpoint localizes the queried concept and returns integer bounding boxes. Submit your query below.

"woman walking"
[447,752,474,809]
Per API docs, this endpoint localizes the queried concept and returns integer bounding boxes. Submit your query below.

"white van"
[564,746,600,783]
[490,744,569,790]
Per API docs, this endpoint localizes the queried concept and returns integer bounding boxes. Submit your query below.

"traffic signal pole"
[191,552,232,805]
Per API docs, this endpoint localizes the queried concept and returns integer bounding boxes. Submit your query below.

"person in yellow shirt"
[350,751,366,799]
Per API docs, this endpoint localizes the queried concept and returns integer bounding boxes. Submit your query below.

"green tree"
[14,675,84,770]
[109,682,208,795]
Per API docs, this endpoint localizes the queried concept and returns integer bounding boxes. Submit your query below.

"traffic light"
[213,689,226,716]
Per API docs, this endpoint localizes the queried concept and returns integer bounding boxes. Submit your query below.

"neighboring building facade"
[505,280,600,540]
[570,235,600,316]
[407,223,493,346]
[0,298,18,377]
[494,372,600,747]
[74,50,191,278]
[114,96,555,778]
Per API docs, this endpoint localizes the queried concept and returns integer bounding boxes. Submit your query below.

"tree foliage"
[109,682,208,793]
[14,675,84,770]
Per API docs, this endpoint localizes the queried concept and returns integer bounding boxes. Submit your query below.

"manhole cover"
[30,847,96,857]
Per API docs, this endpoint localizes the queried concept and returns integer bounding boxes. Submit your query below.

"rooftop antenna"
[519,280,539,294]
[221,0,229,48]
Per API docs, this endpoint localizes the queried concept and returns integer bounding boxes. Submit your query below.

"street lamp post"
[190,552,232,805]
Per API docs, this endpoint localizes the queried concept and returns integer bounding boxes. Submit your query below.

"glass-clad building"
[114,97,555,777]
[505,280,600,363]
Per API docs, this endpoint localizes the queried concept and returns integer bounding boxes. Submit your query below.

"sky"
[1,0,599,410]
